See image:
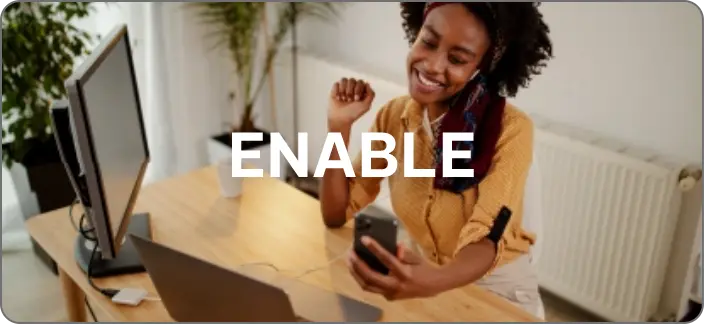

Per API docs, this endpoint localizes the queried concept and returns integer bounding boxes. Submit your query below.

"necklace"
[423,107,446,137]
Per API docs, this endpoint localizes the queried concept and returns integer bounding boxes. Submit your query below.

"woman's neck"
[427,102,449,122]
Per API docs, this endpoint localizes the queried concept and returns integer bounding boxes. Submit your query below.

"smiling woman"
[319,2,553,319]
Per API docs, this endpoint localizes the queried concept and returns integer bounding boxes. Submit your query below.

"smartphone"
[353,206,398,275]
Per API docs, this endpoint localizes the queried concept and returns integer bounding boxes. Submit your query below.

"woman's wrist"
[327,120,352,133]
[325,121,352,159]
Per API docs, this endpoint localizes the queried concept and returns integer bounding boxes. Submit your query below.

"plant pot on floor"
[207,128,288,180]
[3,137,76,275]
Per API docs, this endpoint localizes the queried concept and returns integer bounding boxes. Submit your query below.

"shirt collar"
[401,97,425,132]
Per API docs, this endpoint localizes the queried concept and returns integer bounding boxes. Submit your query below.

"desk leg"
[59,268,87,322]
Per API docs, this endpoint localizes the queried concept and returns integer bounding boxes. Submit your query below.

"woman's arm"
[320,125,353,228]
[320,108,393,228]
[441,112,534,287]
[320,78,381,228]
[431,238,496,292]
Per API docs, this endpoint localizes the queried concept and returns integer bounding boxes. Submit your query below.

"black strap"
[486,206,512,244]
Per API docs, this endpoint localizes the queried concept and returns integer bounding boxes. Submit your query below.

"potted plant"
[2,2,96,273]
[191,2,341,180]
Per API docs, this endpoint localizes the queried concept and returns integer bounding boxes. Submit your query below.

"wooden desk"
[26,166,539,322]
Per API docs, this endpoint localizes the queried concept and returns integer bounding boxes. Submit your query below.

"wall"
[295,2,702,164]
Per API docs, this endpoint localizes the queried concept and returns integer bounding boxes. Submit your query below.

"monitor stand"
[74,212,152,278]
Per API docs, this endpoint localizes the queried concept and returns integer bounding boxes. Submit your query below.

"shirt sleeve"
[344,103,394,221]
[453,113,534,274]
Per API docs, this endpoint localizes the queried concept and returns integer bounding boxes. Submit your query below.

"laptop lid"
[129,234,298,322]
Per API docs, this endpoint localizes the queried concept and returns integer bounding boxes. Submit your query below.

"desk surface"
[26,166,538,322]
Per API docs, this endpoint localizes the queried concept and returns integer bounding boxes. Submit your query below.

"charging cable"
[237,244,352,280]
[68,198,80,232]
[85,296,97,322]
[291,247,350,279]
[68,200,161,306]
[70,203,117,299]
[256,191,396,279]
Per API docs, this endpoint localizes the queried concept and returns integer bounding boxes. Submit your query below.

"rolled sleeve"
[453,114,534,274]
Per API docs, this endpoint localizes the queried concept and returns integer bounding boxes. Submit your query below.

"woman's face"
[407,4,491,105]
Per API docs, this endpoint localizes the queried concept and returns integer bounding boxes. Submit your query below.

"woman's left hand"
[346,236,444,301]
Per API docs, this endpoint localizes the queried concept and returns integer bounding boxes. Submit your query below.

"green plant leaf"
[2,2,97,166]
[190,2,343,131]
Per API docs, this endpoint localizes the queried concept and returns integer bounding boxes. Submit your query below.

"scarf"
[424,2,507,194]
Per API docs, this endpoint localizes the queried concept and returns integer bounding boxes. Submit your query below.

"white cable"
[231,189,394,278]
[235,244,353,280]
[291,246,351,279]
[237,262,282,273]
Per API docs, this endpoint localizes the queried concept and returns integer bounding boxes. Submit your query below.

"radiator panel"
[534,129,682,322]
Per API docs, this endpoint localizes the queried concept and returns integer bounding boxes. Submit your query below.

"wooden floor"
[2,249,602,322]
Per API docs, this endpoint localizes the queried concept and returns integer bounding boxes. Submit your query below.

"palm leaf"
[190,2,343,132]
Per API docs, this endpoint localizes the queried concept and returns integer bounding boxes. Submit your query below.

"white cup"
[217,158,243,198]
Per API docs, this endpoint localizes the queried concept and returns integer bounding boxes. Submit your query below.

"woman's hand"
[328,78,375,131]
[346,236,444,301]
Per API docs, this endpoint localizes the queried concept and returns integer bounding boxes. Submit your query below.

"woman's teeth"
[418,71,442,89]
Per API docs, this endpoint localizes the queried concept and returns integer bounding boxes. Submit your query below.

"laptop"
[130,234,383,322]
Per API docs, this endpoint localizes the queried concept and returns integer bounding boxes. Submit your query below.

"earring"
[470,70,480,81]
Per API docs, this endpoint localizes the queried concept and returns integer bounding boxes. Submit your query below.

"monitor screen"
[80,36,147,238]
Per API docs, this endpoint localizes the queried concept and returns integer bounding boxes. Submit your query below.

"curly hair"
[400,2,553,97]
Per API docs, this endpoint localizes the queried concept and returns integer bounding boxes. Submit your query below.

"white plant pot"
[216,158,243,198]
[6,163,40,219]
[207,135,288,179]
[207,137,233,165]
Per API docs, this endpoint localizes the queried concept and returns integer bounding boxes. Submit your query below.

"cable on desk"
[69,201,117,297]
[236,245,351,280]
[68,201,155,305]
[87,243,119,298]
[68,198,80,232]
[237,262,283,273]
[78,213,96,241]
[292,246,350,279]
[85,296,98,322]
[68,197,97,242]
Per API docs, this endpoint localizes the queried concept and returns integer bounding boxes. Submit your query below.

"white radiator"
[532,122,686,322]
[274,52,696,322]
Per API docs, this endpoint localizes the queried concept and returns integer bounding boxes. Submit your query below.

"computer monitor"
[50,24,152,277]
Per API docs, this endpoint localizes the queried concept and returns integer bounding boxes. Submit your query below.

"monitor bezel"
[64,24,150,260]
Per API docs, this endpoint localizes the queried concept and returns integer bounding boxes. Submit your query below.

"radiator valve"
[678,166,702,192]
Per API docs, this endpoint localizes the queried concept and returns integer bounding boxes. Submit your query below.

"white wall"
[295,2,702,164]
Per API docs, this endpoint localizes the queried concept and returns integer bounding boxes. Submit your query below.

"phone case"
[353,208,398,275]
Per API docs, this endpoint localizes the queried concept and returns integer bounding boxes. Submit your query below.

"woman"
[319,2,553,318]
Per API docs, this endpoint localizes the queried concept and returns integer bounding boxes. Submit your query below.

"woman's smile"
[411,68,447,94]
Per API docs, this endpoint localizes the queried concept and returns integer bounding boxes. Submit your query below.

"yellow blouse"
[344,95,536,274]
